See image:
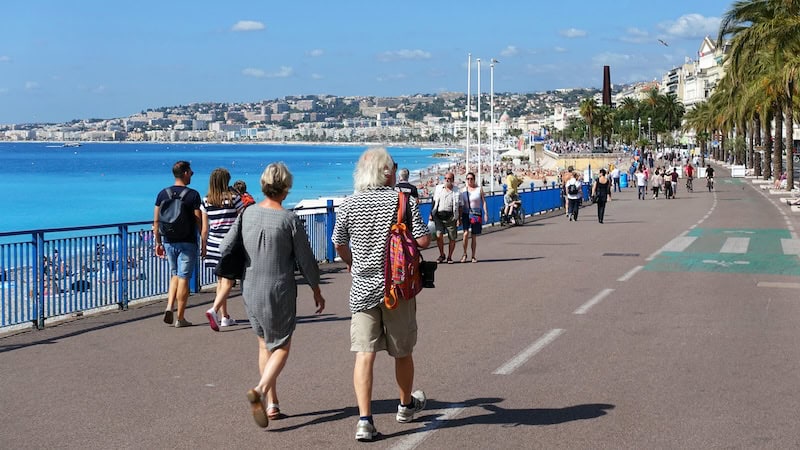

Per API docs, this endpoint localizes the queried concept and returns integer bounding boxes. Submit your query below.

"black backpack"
[567,183,579,195]
[158,188,194,241]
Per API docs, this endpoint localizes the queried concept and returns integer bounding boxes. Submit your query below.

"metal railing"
[1,184,579,330]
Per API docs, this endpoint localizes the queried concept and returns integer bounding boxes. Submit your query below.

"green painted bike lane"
[645,228,800,276]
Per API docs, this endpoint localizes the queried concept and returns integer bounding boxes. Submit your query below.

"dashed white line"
[756,281,800,289]
[574,288,615,315]
[493,329,564,375]
[389,404,466,450]
[618,265,643,282]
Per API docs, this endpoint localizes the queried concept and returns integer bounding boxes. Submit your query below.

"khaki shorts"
[350,297,418,357]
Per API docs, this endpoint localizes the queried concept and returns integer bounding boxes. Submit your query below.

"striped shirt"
[200,192,243,268]
[332,187,427,313]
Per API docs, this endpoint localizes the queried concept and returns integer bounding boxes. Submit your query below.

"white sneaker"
[355,419,378,441]
[396,390,426,423]
[220,316,236,327]
[205,308,219,331]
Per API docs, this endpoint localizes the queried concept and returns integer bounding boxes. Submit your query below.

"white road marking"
[701,259,750,267]
[574,288,615,315]
[618,266,643,282]
[781,239,800,255]
[389,404,466,450]
[648,236,697,260]
[493,329,564,375]
[720,237,750,253]
[756,281,800,289]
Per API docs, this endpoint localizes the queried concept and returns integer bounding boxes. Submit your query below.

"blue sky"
[0,0,733,124]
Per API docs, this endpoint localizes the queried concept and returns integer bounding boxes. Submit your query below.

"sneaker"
[174,319,192,328]
[205,308,219,331]
[396,390,426,423]
[220,316,236,327]
[355,419,378,441]
[163,310,173,325]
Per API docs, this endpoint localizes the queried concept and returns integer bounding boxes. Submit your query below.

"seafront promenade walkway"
[3,162,800,449]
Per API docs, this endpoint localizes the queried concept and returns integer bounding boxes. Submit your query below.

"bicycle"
[685,176,693,192]
[706,177,714,192]
[500,202,526,226]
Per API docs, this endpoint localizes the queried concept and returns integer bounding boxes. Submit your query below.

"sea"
[0,142,458,234]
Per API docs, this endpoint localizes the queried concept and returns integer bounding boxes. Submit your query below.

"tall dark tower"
[602,65,612,106]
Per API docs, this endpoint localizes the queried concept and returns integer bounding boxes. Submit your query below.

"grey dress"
[220,205,320,350]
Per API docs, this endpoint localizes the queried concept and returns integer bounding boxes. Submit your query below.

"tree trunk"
[774,105,784,180]
[764,110,773,180]
[754,113,762,176]
[786,82,795,191]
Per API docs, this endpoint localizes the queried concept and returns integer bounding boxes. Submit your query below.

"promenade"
[3,162,800,449]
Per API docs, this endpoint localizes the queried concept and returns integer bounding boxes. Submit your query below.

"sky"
[0,0,734,124]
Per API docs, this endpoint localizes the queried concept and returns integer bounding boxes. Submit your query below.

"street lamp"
[466,53,471,175]
[648,117,652,142]
[477,58,482,188]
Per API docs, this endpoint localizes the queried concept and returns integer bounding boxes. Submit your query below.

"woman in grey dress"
[220,162,325,428]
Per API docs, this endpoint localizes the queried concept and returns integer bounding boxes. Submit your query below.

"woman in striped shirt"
[201,167,244,331]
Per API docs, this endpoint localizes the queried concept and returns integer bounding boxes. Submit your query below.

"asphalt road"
[2,162,799,449]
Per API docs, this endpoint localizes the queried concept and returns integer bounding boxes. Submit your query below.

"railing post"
[325,200,335,263]
[118,226,129,310]
[33,232,44,329]
[529,182,535,215]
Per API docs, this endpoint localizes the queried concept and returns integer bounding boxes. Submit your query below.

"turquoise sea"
[0,142,454,233]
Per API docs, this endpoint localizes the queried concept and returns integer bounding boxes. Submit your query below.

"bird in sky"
[658,39,669,47]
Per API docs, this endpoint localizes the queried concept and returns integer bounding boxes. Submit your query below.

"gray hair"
[260,162,293,198]
[353,147,395,191]
[398,168,410,181]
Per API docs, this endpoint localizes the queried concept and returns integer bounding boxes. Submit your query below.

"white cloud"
[311,73,323,80]
[231,20,265,32]
[658,14,720,39]
[500,46,518,57]
[24,81,39,90]
[307,49,324,57]
[242,68,265,78]
[377,49,431,62]
[242,66,293,78]
[559,28,587,38]
[592,52,632,65]
[0,55,10,62]
[554,46,567,53]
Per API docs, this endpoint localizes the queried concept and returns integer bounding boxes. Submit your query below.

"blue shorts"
[163,242,198,279]
[461,213,482,235]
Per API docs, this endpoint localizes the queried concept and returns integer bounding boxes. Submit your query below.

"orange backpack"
[383,192,423,309]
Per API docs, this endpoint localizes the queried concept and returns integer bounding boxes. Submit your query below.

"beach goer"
[670,168,679,198]
[561,165,574,216]
[635,167,647,200]
[202,168,245,331]
[651,169,663,199]
[566,171,582,221]
[153,161,202,328]
[591,168,611,224]
[331,147,430,442]
[430,172,461,263]
[223,162,325,428]
[460,172,487,263]
[233,179,256,207]
[395,167,419,199]
[610,166,620,192]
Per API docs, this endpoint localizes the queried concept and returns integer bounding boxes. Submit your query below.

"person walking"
[332,147,430,442]
[610,166,621,192]
[591,168,611,223]
[224,162,325,428]
[153,161,202,328]
[460,172,488,263]
[430,172,460,264]
[201,168,244,331]
[635,167,647,200]
[565,170,582,221]
[395,167,419,199]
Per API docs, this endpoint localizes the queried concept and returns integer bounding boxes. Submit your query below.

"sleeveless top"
[595,178,610,201]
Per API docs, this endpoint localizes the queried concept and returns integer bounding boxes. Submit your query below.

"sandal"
[460,254,467,263]
[267,403,282,420]
[471,257,478,263]
[446,258,453,264]
[246,389,269,428]
[436,255,446,263]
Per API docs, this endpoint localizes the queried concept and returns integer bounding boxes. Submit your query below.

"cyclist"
[502,169,523,225]
[705,164,715,191]
[684,163,694,192]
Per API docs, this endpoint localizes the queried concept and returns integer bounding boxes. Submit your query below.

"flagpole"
[476,58,482,188]
[490,58,497,194]
[466,54,471,175]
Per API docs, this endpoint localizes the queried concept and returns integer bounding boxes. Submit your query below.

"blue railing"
[0,184,580,330]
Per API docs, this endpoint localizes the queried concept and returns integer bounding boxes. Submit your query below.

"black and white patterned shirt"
[332,187,427,313]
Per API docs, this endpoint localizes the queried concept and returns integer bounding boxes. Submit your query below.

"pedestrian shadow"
[268,397,614,437]
[297,313,350,324]
[465,257,545,264]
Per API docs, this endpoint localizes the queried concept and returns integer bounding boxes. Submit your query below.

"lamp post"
[648,117,652,142]
[490,58,497,194]
[466,53,471,175]
[637,118,641,140]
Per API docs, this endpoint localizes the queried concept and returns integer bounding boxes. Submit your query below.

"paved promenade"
[3,162,800,449]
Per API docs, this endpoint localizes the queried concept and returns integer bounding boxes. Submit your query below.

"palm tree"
[579,98,597,147]
[683,101,714,166]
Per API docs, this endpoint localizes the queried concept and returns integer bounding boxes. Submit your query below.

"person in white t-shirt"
[565,171,582,221]
[635,168,647,200]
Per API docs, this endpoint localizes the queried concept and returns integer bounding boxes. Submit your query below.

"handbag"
[468,208,482,224]
[214,213,247,280]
